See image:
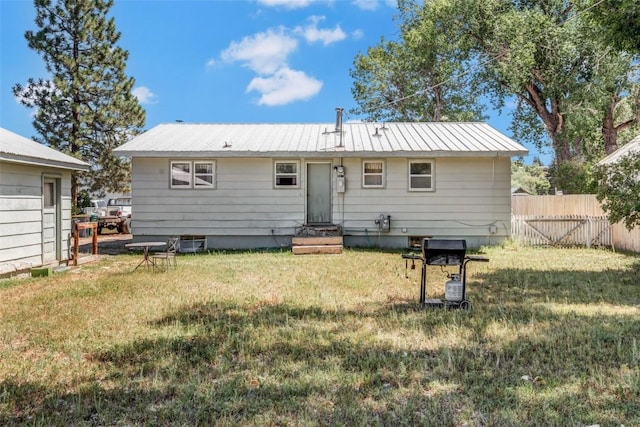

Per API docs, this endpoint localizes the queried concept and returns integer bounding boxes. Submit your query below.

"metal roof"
[0,127,89,170]
[598,134,640,165]
[113,122,528,158]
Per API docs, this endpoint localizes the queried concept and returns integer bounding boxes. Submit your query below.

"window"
[171,162,191,188]
[409,160,434,191]
[171,161,215,189]
[194,162,215,188]
[44,182,55,208]
[179,235,206,253]
[363,160,384,188]
[275,161,299,187]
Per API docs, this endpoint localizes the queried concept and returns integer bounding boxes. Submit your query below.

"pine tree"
[13,0,145,207]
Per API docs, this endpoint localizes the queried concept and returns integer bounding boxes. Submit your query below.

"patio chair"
[152,236,179,271]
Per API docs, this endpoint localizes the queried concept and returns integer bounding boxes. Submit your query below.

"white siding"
[131,158,306,237]
[0,162,73,274]
[333,157,511,245]
[131,156,512,248]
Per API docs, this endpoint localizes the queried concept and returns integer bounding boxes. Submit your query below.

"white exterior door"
[306,163,332,224]
[42,178,58,264]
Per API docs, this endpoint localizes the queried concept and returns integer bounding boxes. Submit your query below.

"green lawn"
[1,245,638,426]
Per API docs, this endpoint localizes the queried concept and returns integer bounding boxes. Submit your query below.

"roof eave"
[113,149,529,158]
[1,154,90,171]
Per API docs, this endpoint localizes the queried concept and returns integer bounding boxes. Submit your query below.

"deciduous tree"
[595,150,640,229]
[350,0,485,122]
[578,0,640,53]
[350,0,640,193]
[511,159,551,195]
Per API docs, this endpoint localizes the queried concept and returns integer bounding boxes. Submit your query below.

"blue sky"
[0,0,546,163]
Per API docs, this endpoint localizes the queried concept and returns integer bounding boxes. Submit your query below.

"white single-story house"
[113,121,528,250]
[0,127,89,275]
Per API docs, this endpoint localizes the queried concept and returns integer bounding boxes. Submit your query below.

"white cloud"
[257,0,314,9]
[220,28,298,74]
[352,0,378,11]
[219,17,350,106]
[295,16,346,46]
[351,29,364,40]
[205,58,216,69]
[246,67,322,106]
[132,86,158,104]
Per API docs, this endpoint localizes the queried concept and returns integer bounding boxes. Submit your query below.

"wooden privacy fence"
[511,194,640,251]
[511,215,611,247]
[511,194,606,216]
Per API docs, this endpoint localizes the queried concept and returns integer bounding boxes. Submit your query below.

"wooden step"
[292,236,343,255]
[292,244,343,255]
[292,236,343,246]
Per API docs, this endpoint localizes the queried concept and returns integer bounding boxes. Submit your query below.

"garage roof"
[0,127,89,170]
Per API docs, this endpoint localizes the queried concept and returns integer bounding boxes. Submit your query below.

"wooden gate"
[511,215,611,247]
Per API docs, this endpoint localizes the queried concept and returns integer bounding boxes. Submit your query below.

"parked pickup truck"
[107,197,132,219]
[82,198,129,234]
[107,197,132,234]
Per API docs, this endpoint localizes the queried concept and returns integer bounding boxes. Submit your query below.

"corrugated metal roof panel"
[0,127,89,170]
[113,122,529,157]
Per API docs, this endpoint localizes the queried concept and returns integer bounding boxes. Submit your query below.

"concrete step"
[292,244,343,255]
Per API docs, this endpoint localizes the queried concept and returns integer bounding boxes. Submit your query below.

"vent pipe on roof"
[335,107,343,133]
[335,107,344,147]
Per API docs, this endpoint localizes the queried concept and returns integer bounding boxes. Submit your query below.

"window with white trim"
[408,160,434,191]
[363,160,384,188]
[274,161,299,187]
[171,161,215,189]
[194,162,215,188]
[171,161,191,188]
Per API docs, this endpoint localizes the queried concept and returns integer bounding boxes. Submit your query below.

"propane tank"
[445,274,463,302]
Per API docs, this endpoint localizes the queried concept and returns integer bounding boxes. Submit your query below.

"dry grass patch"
[0,246,638,426]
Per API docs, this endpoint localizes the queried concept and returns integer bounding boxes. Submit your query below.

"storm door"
[306,163,332,224]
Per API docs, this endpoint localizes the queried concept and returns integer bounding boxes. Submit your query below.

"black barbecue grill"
[402,239,489,309]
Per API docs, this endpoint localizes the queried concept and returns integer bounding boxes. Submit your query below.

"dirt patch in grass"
[78,230,132,255]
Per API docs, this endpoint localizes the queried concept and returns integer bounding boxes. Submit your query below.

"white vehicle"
[82,199,108,216]
[82,199,128,234]
[107,197,132,218]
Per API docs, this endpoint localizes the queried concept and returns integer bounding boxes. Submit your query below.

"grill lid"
[422,239,466,251]
[422,239,467,265]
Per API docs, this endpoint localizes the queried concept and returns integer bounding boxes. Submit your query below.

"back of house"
[113,121,528,252]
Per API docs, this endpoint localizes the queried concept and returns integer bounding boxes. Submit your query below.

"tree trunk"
[602,115,618,155]
[522,82,574,162]
[602,94,637,155]
[72,174,78,212]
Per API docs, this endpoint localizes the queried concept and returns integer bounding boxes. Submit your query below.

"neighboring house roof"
[0,127,89,171]
[113,122,529,158]
[598,134,640,165]
[511,186,530,195]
